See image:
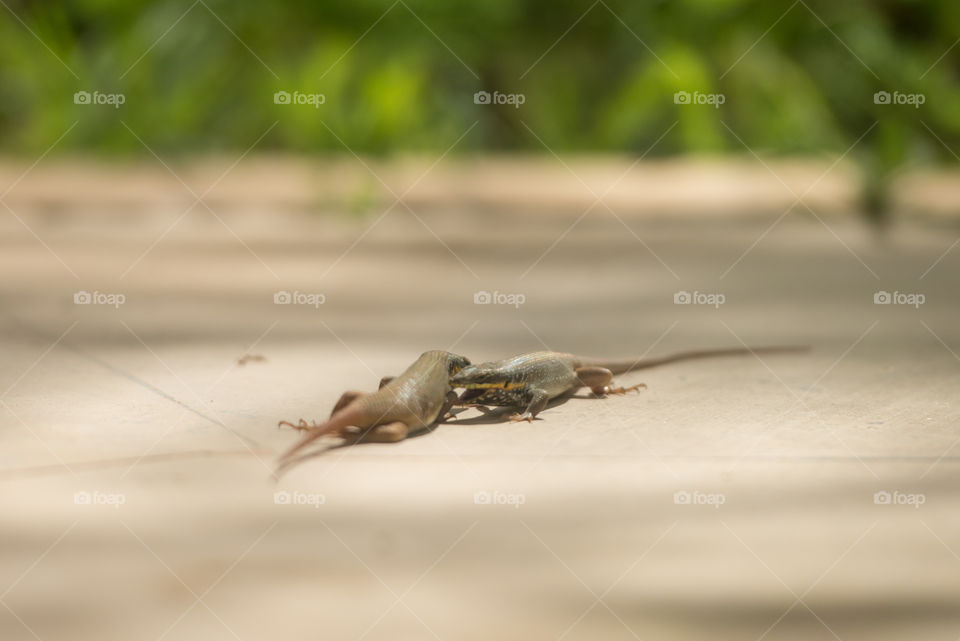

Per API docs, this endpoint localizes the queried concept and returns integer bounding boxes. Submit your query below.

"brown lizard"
[450,346,806,421]
[276,350,470,468]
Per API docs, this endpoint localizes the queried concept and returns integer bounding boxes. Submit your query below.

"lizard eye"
[451,356,473,375]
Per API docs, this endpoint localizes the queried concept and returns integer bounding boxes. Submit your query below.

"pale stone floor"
[1,167,959,640]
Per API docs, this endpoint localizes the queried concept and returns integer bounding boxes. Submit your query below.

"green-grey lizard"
[450,347,805,421]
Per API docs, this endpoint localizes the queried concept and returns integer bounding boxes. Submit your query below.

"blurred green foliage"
[1,0,959,214]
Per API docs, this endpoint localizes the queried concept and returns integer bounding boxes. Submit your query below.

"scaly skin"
[450,346,805,421]
[277,350,470,469]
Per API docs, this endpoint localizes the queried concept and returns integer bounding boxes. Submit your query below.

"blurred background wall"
[2,0,959,217]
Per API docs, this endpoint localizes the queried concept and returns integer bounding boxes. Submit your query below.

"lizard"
[276,350,471,469]
[450,346,805,421]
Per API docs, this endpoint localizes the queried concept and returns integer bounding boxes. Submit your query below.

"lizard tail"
[276,404,365,466]
[577,345,808,374]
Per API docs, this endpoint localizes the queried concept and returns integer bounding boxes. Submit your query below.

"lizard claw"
[604,383,647,395]
[278,418,322,432]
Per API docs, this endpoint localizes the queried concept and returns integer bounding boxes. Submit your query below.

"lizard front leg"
[456,388,486,404]
[509,388,550,422]
[575,366,646,396]
[438,390,461,421]
[453,388,499,414]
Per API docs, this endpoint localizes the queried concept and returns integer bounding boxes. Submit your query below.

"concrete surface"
[1,158,959,641]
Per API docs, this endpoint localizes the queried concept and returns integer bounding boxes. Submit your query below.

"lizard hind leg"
[330,391,367,416]
[343,421,409,444]
[605,382,647,395]
[575,366,646,396]
[278,418,322,432]
[278,405,367,463]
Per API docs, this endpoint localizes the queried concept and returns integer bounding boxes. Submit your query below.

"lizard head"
[450,362,519,390]
[446,353,472,376]
[417,350,471,376]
